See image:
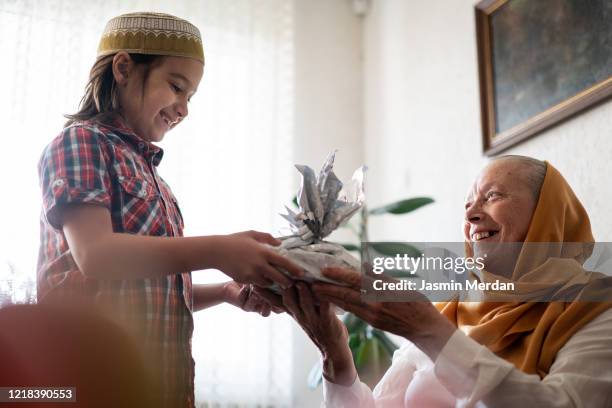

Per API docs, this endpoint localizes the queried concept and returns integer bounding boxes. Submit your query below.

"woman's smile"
[471,229,500,242]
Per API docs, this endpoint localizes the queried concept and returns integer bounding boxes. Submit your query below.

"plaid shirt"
[37,117,195,407]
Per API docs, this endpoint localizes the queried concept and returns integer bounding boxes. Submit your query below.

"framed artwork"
[475,0,612,155]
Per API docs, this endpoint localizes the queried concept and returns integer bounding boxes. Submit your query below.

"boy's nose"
[175,102,188,120]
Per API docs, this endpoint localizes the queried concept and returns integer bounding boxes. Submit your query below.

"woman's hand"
[210,231,304,288]
[279,282,357,386]
[313,267,457,361]
[223,282,284,317]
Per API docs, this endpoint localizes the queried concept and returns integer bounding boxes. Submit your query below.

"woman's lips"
[472,230,499,241]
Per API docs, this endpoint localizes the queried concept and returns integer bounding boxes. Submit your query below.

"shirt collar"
[90,114,165,166]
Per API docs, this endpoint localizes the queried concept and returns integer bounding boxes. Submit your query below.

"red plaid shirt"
[37,117,195,407]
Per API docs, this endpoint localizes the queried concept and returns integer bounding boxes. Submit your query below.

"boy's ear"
[112,51,133,85]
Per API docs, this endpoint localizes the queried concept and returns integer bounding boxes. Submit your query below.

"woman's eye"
[170,83,182,93]
[486,191,501,200]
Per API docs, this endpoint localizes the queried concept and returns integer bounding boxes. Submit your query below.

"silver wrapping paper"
[275,151,365,283]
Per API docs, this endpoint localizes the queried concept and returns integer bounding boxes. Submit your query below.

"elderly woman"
[272,156,612,407]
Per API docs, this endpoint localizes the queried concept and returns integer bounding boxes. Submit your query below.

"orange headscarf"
[436,162,612,378]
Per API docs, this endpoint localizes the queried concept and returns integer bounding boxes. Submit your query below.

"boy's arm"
[192,283,228,311]
[193,283,280,316]
[61,204,303,285]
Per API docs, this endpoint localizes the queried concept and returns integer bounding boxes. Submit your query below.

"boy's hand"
[223,282,284,317]
[211,230,304,288]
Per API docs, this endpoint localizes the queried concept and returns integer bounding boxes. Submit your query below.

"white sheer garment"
[0,1,294,407]
[323,308,612,408]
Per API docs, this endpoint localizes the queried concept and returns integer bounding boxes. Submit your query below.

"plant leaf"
[370,242,421,258]
[371,329,399,357]
[354,337,393,387]
[354,340,367,367]
[343,313,368,332]
[369,197,434,215]
[384,271,419,280]
[291,195,299,208]
[337,243,360,252]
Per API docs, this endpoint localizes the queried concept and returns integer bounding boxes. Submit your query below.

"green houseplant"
[306,196,434,388]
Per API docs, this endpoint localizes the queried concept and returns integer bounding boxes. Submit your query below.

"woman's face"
[463,160,538,245]
[116,54,204,142]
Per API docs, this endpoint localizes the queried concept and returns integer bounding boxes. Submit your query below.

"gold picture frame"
[475,0,612,155]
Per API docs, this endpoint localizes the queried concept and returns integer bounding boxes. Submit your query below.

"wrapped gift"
[275,151,365,283]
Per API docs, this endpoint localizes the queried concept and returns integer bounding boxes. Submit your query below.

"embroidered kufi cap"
[97,12,204,63]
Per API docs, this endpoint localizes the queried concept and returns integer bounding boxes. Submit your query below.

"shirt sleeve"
[321,342,421,408]
[434,308,612,407]
[322,375,375,408]
[38,125,112,230]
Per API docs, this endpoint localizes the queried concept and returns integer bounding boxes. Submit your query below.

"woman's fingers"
[296,282,318,322]
[321,267,361,289]
[325,296,378,325]
[258,304,271,317]
[317,299,340,326]
[252,287,286,311]
[236,284,251,307]
[281,286,303,321]
[312,282,364,306]
[271,305,285,314]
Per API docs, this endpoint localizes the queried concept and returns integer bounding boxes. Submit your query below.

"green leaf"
[370,242,421,258]
[343,314,368,332]
[354,337,393,387]
[307,359,323,389]
[348,332,362,353]
[354,340,367,367]
[371,330,399,357]
[292,195,299,208]
[338,243,360,252]
[385,271,419,279]
[369,197,434,215]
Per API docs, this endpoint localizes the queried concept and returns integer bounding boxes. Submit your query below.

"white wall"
[363,0,612,243]
[291,0,364,406]
[289,0,612,404]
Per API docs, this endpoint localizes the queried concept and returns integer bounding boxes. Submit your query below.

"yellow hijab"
[436,162,612,378]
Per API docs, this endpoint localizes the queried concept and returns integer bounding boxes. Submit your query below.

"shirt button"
[53,179,64,187]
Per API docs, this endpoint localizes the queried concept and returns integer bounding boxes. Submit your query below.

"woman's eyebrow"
[479,182,503,192]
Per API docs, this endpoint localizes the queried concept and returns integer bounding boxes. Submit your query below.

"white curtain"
[0,1,295,406]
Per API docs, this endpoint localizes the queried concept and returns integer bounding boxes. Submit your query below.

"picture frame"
[475,0,612,156]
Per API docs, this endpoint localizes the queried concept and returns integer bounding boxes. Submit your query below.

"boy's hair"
[64,53,162,127]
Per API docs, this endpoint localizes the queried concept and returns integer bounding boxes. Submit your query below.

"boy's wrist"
[220,281,234,304]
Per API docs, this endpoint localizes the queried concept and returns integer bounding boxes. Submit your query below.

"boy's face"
[118,55,204,143]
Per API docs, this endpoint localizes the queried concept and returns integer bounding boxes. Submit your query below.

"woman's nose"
[465,202,484,223]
